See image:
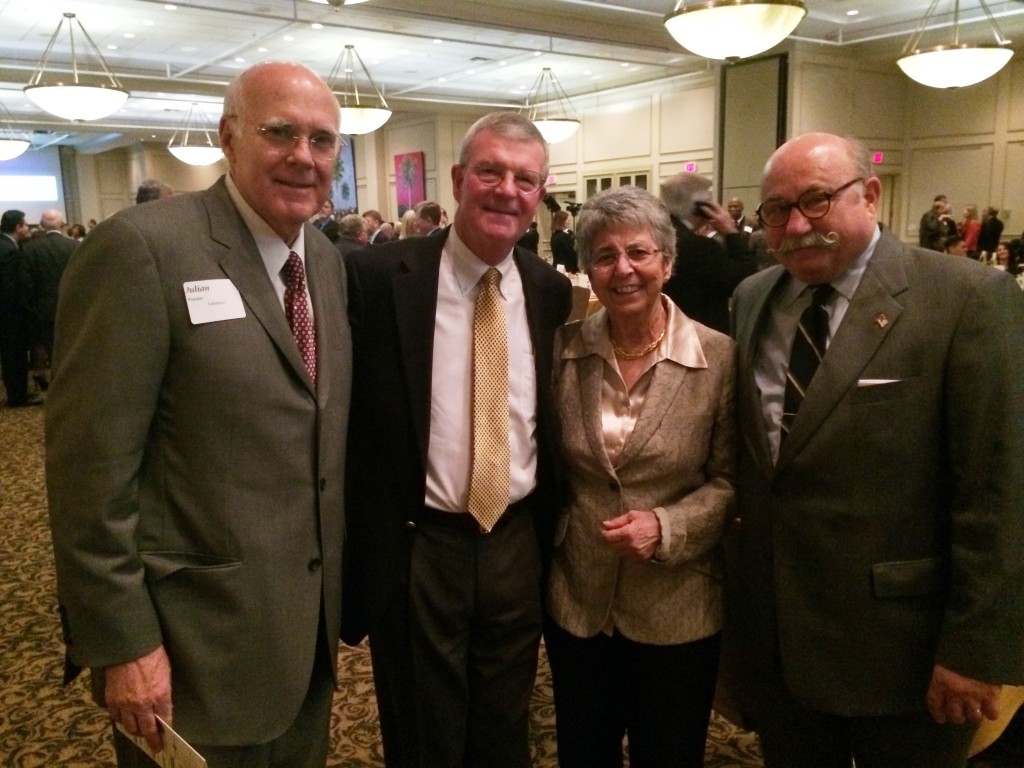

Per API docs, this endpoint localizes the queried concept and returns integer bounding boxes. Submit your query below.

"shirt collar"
[225,173,305,270]
[446,225,514,298]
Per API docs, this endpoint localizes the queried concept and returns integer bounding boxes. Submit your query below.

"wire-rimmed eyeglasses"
[468,163,544,195]
[254,123,342,157]
[757,178,864,228]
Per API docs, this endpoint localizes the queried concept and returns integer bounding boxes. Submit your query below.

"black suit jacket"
[663,217,755,334]
[550,229,578,273]
[341,231,572,644]
[23,231,77,349]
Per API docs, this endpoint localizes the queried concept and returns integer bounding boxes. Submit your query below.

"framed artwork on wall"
[394,151,425,215]
[331,137,358,214]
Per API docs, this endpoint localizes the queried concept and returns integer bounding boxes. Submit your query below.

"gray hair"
[660,172,712,221]
[339,213,367,239]
[575,186,677,273]
[458,112,549,178]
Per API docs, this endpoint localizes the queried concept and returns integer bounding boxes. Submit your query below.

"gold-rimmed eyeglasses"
[253,122,342,157]
[757,178,864,228]
[468,163,544,194]
[590,247,661,271]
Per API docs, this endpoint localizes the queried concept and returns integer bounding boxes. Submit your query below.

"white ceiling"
[2,0,1024,153]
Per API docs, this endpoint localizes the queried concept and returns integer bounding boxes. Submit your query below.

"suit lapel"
[394,238,444,468]
[777,236,908,466]
[204,183,315,395]
[617,364,683,467]
[736,268,785,476]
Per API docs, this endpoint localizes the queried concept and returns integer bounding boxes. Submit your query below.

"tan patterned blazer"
[546,301,737,645]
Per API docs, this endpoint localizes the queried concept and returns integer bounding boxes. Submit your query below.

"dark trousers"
[755,666,976,768]
[368,502,542,768]
[0,328,29,405]
[112,634,335,768]
[543,618,721,768]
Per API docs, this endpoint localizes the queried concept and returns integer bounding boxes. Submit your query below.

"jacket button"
[307,558,322,572]
[404,520,416,529]
[608,481,618,491]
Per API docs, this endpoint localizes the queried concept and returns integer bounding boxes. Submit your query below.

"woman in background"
[545,186,737,768]
[550,209,578,273]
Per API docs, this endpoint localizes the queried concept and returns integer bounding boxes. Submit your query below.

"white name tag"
[184,280,246,324]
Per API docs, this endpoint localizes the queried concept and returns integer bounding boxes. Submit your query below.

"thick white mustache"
[770,231,840,257]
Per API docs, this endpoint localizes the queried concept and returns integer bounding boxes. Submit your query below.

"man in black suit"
[0,209,36,406]
[312,199,340,243]
[23,209,77,385]
[343,112,572,768]
[660,173,755,334]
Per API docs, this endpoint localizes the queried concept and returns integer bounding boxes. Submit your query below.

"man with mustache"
[730,132,1024,767]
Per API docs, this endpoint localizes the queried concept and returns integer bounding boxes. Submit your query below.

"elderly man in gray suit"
[46,61,351,768]
[731,132,1024,768]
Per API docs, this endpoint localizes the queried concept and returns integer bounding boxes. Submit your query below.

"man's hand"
[105,644,173,752]
[600,510,661,561]
[925,663,1001,725]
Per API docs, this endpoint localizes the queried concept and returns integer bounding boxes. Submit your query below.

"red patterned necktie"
[281,251,317,384]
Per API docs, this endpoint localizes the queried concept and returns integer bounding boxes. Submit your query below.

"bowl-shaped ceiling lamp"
[0,101,31,161]
[896,0,1013,88]
[523,68,580,144]
[327,44,392,135]
[168,102,224,166]
[23,12,129,121]
[664,0,807,61]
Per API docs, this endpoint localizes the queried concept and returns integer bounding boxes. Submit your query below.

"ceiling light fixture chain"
[896,0,1014,88]
[524,67,580,145]
[23,12,129,121]
[327,44,392,134]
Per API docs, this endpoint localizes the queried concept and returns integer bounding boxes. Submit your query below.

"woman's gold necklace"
[611,324,666,360]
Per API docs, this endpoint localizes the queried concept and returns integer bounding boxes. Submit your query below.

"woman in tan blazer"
[545,186,737,768]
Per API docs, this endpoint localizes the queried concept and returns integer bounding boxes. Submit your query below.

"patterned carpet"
[1,398,765,767]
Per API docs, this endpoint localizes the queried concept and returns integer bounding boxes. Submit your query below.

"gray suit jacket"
[731,230,1024,716]
[546,302,737,645]
[46,178,351,745]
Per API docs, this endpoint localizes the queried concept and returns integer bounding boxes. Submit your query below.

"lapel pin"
[874,313,889,329]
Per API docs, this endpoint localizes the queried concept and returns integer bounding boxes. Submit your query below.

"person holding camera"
[659,173,756,334]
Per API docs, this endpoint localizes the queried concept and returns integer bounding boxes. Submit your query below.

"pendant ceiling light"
[327,44,392,135]
[0,101,31,162]
[168,103,224,166]
[24,12,129,121]
[524,68,580,145]
[664,0,807,61]
[896,0,1013,89]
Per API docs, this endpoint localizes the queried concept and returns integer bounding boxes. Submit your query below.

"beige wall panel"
[1001,142,1024,234]
[659,87,715,155]
[549,132,579,166]
[1009,61,1024,131]
[584,96,653,162]
[907,144,994,239]
[908,79,998,138]
[385,121,438,176]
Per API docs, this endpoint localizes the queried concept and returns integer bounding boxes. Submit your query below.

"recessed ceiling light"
[847,9,859,16]
[107,44,118,50]
[124,32,135,39]
[620,62,629,67]
[284,35,294,41]
[235,57,245,63]
[583,70,591,75]
[438,77,446,82]
[433,39,443,44]
[499,61,507,66]
[143,20,154,26]
[533,51,542,57]
[258,47,268,52]
[164,4,177,10]
[312,23,323,29]
[467,69,475,75]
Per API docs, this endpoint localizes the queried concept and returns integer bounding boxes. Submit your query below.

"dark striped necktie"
[781,284,834,441]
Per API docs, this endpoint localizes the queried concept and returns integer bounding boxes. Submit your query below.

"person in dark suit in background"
[46,61,352,768]
[660,173,755,334]
[412,200,443,236]
[335,213,369,258]
[23,208,77,389]
[343,111,572,768]
[516,221,539,253]
[549,210,578,273]
[731,132,1024,768]
[312,199,340,243]
[978,206,1004,259]
[363,209,389,244]
[0,209,36,406]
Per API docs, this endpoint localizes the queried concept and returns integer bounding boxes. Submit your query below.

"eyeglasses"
[590,247,661,271]
[468,163,544,194]
[254,123,342,157]
[757,178,864,228]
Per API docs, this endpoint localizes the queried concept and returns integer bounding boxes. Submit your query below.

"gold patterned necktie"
[281,251,317,384]
[781,283,834,441]
[467,268,511,533]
